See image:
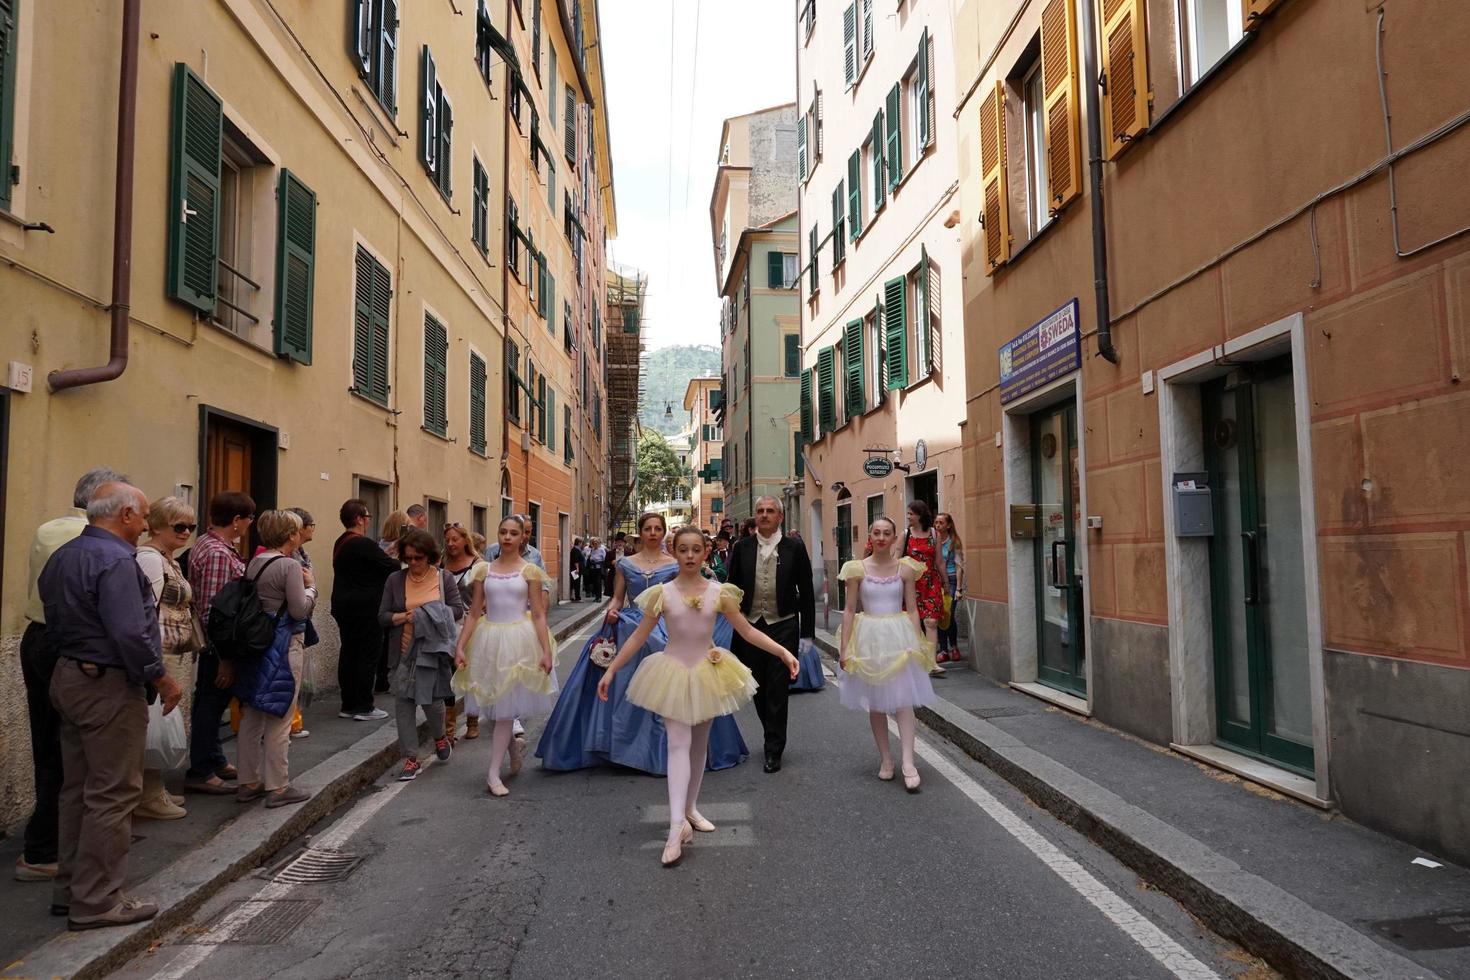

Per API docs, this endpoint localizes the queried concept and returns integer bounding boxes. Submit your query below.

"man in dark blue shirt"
[40,482,182,930]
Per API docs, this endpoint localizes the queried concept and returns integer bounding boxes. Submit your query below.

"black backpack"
[207,555,286,661]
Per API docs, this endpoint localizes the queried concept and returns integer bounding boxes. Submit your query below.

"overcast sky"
[600,0,796,351]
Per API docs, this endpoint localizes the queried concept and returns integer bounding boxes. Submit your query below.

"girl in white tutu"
[838,516,937,792]
[454,516,557,797]
[598,526,799,867]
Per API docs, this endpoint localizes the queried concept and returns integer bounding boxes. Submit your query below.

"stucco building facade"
[685,376,725,535]
[711,106,804,531]
[953,0,1470,861]
[796,0,968,605]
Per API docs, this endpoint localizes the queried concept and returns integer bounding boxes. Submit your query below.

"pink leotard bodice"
[660,579,722,668]
[859,567,906,615]
[483,567,532,623]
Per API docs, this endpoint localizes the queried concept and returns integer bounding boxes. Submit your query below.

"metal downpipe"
[1078,0,1120,365]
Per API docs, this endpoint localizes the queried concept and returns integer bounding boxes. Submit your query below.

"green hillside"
[640,344,721,436]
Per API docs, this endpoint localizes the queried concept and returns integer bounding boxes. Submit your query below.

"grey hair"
[87,483,141,521]
[754,495,785,514]
[73,467,128,509]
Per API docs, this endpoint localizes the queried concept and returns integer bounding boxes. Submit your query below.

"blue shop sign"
[999,299,1081,404]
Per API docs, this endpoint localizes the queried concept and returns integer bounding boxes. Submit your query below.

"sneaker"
[14,857,58,882]
[511,718,526,738]
[398,758,422,781]
[353,708,389,721]
[434,737,452,762]
[929,664,947,676]
[236,783,267,804]
[508,735,525,777]
[68,897,158,931]
[134,795,187,821]
[264,785,311,808]
[338,711,356,719]
[290,729,311,740]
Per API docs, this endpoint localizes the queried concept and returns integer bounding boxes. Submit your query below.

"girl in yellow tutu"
[598,526,798,867]
[454,516,556,797]
[838,517,937,793]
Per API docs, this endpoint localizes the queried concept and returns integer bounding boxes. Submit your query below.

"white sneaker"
[290,729,311,739]
[511,719,526,737]
[353,708,389,721]
[338,711,356,719]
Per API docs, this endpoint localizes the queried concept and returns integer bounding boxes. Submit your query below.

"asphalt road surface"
[114,623,1271,980]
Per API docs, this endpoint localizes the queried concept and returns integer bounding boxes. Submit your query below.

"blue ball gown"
[790,640,826,692]
[536,557,750,773]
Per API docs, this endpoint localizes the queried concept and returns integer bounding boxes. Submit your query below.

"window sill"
[1148,32,1258,142]
[1002,200,1071,268]
[421,426,453,443]
[469,446,492,459]
[206,318,275,359]
[349,388,391,411]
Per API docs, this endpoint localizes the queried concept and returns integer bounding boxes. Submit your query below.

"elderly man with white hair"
[39,481,183,930]
[723,495,817,773]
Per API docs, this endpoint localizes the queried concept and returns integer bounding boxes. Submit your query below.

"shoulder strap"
[246,553,288,585]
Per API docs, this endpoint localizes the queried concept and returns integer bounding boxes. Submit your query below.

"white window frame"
[1178,0,1244,87]
[1023,58,1050,238]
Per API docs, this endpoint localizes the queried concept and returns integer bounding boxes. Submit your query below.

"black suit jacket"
[724,534,816,640]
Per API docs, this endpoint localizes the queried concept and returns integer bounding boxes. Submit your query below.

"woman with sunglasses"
[133,497,200,820]
[380,530,465,782]
[442,523,485,741]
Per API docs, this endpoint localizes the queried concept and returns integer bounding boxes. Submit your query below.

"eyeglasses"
[403,553,428,563]
[443,522,464,531]
[172,523,198,535]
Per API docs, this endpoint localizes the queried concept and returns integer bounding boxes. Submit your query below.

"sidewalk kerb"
[6,600,608,980]
[811,631,1438,980]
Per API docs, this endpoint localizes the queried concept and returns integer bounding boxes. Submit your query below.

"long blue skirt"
[790,640,826,692]
[535,610,749,773]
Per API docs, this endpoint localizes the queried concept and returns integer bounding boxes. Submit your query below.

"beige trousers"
[236,636,304,792]
[50,657,148,918]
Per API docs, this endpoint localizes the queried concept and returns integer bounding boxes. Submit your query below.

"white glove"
[799,639,816,659]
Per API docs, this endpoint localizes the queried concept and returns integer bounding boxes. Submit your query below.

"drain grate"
[185,899,320,945]
[271,847,365,884]
[1371,910,1470,950]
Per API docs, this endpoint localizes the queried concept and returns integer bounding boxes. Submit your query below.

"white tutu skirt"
[838,612,937,713]
[453,616,559,721]
[625,648,758,726]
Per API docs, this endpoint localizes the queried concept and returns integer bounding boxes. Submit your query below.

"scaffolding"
[605,265,647,535]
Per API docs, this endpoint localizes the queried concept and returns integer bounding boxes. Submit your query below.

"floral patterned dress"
[902,531,944,623]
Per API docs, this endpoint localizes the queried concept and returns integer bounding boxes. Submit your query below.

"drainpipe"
[1077,0,1120,365]
[49,0,142,391]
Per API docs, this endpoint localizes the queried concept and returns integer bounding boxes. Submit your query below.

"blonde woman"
[378,510,410,560]
[133,497,200,820]
[233,511,316,809]
[934,512,966,663]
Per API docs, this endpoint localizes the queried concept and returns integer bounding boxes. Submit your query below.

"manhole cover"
[1370,910,1470,950]
[185,899,320,945]
[271,847,365,884]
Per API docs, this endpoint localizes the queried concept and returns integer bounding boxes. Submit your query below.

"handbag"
[588,623,618,669]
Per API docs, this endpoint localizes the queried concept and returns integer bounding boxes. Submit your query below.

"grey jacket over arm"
[378,569,464,656]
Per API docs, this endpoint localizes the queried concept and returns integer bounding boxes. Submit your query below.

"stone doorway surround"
[1156,312,1331,806]
[1001,374,1093,716]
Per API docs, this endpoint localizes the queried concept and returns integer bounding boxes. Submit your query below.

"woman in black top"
[331,499,400,721]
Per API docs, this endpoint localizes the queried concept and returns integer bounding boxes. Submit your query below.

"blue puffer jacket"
[233,616,306,718]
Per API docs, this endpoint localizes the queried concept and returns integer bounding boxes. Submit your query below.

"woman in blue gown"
[790,641,826,691]
[536,513,749,773]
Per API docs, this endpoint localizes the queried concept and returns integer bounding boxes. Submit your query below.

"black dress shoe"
[763,753,782,773]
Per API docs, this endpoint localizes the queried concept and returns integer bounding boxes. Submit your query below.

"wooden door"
[207,419,253,558]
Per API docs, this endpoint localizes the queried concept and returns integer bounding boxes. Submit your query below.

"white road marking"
[907,725,1223,980]
[642,802,753,823]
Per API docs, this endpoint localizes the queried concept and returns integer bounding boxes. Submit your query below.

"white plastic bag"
[144,698,188,771]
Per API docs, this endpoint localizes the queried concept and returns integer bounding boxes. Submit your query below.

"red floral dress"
[902,531,944,622]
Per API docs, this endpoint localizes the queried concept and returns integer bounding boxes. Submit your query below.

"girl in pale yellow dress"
[454,517,556,797]
[838,517,936,792]
[598,526,799,867]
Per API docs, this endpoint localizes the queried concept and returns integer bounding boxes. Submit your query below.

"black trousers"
[733,617,798,759]
[586,562,603,600]
[334,611,383,715]
[570,567,583,600]
[187,651,234,779]
[20,622,62,864]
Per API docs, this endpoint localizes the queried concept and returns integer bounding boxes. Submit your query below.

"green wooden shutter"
[420,46,437,173]
[549,50,558,126]
[847,150,861,240]
[273,169,316,364]
[469,351,487,454]
[532,0,542,79]
[871,112,886,212]
[800,368,813,442]
[915,245,930,376]
[767,250,783,289]
[796,115,807,182]
[808,225,819,291]
[546,273,556,332]
[547,386,556,453]
[875,292,887,396]
[352,247,375,396]
[861,0,873,58]
[886,82,903,191]
[473,160,489,253]
[437,91,453,197]
[831,184,845,264]
[350,0,373,77]
[0,0,17,212]
[166,64,222,315]
[423,313,448,435]
[505,338,520,422]
[379,0,399,113]
[844,318,865,418]
[784,333,800,377]
[926,250,942,376]
[884,275,908,390]
[536,374,547,442]
[565,88,576,161]
[817,346,837,434]
[917,28,931,148]
[370,256,392,404]
[842,3,856,86]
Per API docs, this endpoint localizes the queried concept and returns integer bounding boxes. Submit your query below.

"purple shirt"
[39,525,163,686]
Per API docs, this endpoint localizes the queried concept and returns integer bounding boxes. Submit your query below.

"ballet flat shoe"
[902,767,921,793]
[877,764,895,781]
[486,782,510,798]
[687,811,716,833]
[661,822,694,867]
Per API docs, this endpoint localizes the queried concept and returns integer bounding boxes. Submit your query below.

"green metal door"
[1204,359,1313,774]
[1033,402,1085,694]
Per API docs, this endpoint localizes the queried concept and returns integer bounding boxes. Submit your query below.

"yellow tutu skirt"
[842,612,937,683]
[625,648,758,726]
[452,616,558,719]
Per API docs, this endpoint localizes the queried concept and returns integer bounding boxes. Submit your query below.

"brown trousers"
[50,657,148,917]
